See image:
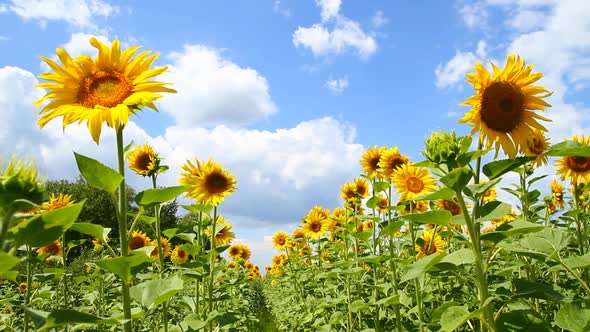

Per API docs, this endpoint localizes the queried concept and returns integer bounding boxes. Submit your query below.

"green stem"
[24,245,32,332]
[410,217,425,332]
[208,206,217,332]
[0,210,14,252]
[62,233,68,308]
[519,169,529,221]
[387,185,403,332]
[151,175,168,332]
[116,127,132,332]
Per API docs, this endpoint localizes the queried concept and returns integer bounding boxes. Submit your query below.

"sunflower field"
[2,36,590,332]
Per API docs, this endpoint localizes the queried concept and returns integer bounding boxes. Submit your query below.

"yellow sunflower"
[244,261,255,270]
[436,198,462,216]
[291,228,307,245]
[228,243,251,261]
[128,144,160,176]
[272,231,290,250]
[34,38,176,144]
[206,216,235,245]
[340,181,357,202]
[150,237,171,258]
[392,164,437,200]
[556,135,590,185]
[398,199,428,215]
[377,193,389,213]
[354,178,370,198]
[36,240,62,262]
[415,231,446,258]
[361,146,387,179]
[179,158,237,206]
[170,245,189,265]
[272,253,288,267]
[378,147,410,177]
[550,180,565,209]
[522,129,549,167]
[226,261,237,269]
[39,193,74,212]
[303,209,329,239]
[92,237,108,250]
[329,207,346,231]
[491,213,516,227]
[481,180,497,203]
[128,230,151,251]
[459,54,552,158]
[18,282,28,292]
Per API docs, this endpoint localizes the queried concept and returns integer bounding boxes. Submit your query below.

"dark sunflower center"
[566,156,590,173]
[79,70,133,108]
[277,237,286,245]
[370,157,380,170]
[527,137,544,155]
[129,236,146,250]
[405,176,425,193]
[481,81,525,133]
[356,185,368,196]
[311,221,322,232]
[205,172,230,194]
[135,153,153,172]
[47,243,60,255]
[390,158,407,170]
[442,200,461,215]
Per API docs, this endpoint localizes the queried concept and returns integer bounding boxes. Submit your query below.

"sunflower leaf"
[95,251,151,283]
[130,275,184,310]
[413,187,456,201]
[70,223,110,242]
[0,252,19,274]
[403,210,451,226]
[481,156,535,179]
[545,140,590,157]
[134,185,189,207]
[464,177,502,199]
[74,152,123,194]
[440,167,473,192]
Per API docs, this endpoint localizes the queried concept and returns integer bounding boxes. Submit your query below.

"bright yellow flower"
[272,253,288,267]
[36,240,62,262]
[128,144,159,176]
[415,231,446,258]
[244,261,255,270]
[522,129,549,167]
[398,199,428,215]
[481,180,497,204]
[150,237,171,258]
[128,230,151,251]
[170,245,189,265]
[459,54,552,158]
[92,237,108,250]
[39,193,74,212]
[492,212,516,227]
[206,216,235,245]
[378,147,409,177]
[392,164,437,200]
[179,158,237,206]
[376,193,389,213]
[35,38,176,144]
[228,244,251,261]
[361,146,387,179]
[550,180,565,209]
[353,178,370,198]
[303,208,329,239]
[272,231,290,250]
[556,135,590,185]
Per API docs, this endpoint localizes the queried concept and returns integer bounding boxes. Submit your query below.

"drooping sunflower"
[303,209,329,239]
[228,243,251,261]
[459,54,552,158]
[436,198,462,216]
[180,158,237,206]
[37,240,62,262]
[34,38,176,144]
[523,129,549,167]
[392,164,437,200]
[170,245,189,265]
[550,180,565,209]
[556,135,590,185]
[415,231,446,259]
[150,237,171,258]
[39,193,74,212]
[361,146,387,179]
[18,282,28,292]
[128,144,160,176]
[128,230,151,251]
[206,216,235,245]
[378,147,409,177]
[376,193,389,213]
[353,178,370,198]
[272,231,290,250]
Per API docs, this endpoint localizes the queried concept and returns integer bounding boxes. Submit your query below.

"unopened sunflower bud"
[423,131,467,164]
[0,158,43,211]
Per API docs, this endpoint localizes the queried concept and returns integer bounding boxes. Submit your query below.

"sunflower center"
[481,81,524,133]
[135,153,153,172]
[311,220,322,232]
[370,157,380,171]
[390,157,407,170]
[277,237,286,245]
[527,137,545,155]
[129,236,146,250]
[405,176,425,193]
[566,156,590,173]
[47,243,60,255]
[442,200,461,215]
[79,70,133,108]
[205,172,230,194]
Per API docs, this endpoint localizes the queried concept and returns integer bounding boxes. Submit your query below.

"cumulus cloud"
[459,1,488,29]
[317,0,341,22]
[435,40,487,88]
[159,45,278,127]
[371,10,388,28]
[325,77,349,94]
[2,0,117,28]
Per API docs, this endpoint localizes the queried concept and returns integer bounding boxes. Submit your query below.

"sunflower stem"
[24,245,32,332]
[115,126,132,332]
[151,175,168,332]
[371,179,381,332]
[208,206,217,332]
[387,185,403,332]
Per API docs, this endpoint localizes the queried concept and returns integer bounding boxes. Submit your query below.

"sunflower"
[491,211,516,227]
[150,237,171,258]
[291,228,307,244]
[180,158,237,206]
[354,178,370,198]
[272,253,288,267]
[39,193,74,212]
[415,231,446,258]
[436,199,462,216]
[340,181,357,202]
[398,199,428,215]
[392,164,437,200]
[303,209,329,239]
[92,236,108,250]
[226,261,237,269]
[361,146,387,179]
[34,38,176,144]
[18,282,28,292]
[522,128,549,167]
[128,230,151,251]
[244,261,255,270]
[128,144,160,176]
[481,180,497,203]
[550,180,565,209]
[228,244,251,261]
[170,245,189,264]
[459,54,552,158]
[205,216,235,245]
[378,147,409,177]
[36,240,62,262]
[556,135,590,185]
[272,231,290,250]
[329,207,346,231]
[376,193,389,213]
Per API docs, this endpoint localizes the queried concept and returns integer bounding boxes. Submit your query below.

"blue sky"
[1,0,589,268]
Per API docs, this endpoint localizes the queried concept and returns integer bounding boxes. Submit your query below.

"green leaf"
[401,253,444,283]
[0,252,19,273]
[183,314,207,330]
[440,306,471,332]
[440,249,474,266]
[456,149,490,166]
[545,140,590,157]
[372,181,390,192]
[134,186,189,207]
[0,270,18,281]
[24,308,117,331]
[70,223,110,241]
[182,204,213,215]
[413,187,456,201]
[549,253,590,272]
[498,228,569,258]
[403,210,451,226]
[554,303,590,332]
[9,202,84,247]
[350,300,370,313]
[95,252,151,283]
[481,220,545,244]
[496,310,552,331]
[464,177,502,199]
[375,295,400,306]
[511,278,565,301]
[482,156,535,179]
[74,152,123,194]
[130,275,184,310]
[477,201,513,223]
[366,196,381,209]
[440,167,473,192]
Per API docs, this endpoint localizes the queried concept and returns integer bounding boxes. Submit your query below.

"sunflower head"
[361,146,387,179]
[180,158,237,206]
[39,193,74,213]
[303,209,329,239]
[392,164,437,200]
[206,216,236,245]
[423,130,469,165]
[378,147,409,177]
[353,178,370,199]
[376,193,389,213]
[415,231,446,258]
[491,211,516,227]
[272,253,288,267]
[244,261,255,270]
[436,198,462,216]
[398,198,428,215]
[550,180,565,209]
[92,236,108,251]
[128,144,160,177]
[36,240,62,262]
[129,230,151,251]
[228,243,251,261]
[0,158,44,210]
[170,245,189,265]
[35,38,176,144]
[272,231,290,250]
[556,135,590,185]
[523,129,549,167]
[150,237,171,258]
[481,180,497,204]
[458,54,552,159]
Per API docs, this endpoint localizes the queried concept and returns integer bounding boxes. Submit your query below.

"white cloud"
[159,45,278,127]
[459,1,488,29]
[507,9,546,31]
[434,40,487,88]
[3,0,117,28]
[371,10,388,28]
[273,0,291,18]
[325,77,349,94]
[317,0,341,22]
